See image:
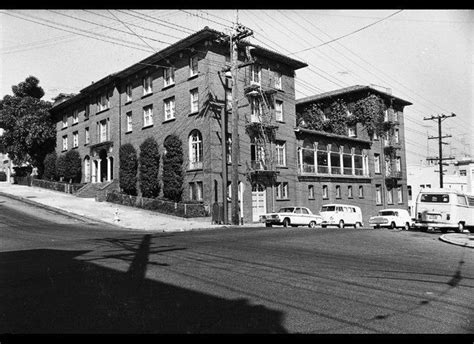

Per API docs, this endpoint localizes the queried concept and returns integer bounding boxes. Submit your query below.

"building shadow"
[0,234,286,334]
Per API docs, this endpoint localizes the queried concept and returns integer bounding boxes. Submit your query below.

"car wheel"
[404,222,410,231]
[457,222,464,233]
[338,220,344,229]
[389,222,396,229]
[283,218,290,228]
[309,221,317,229]
[265,223,272,228]
[354,222,361,228]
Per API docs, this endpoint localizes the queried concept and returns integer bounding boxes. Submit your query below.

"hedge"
[106,190,209,218]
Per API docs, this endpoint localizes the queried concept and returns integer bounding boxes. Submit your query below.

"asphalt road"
[0,195,473,334]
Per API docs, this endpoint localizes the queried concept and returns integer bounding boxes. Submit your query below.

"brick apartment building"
[295,85,412,223]
[50,27,412,224]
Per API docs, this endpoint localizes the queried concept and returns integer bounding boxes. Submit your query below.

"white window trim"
[190,89,199,113]
[275,100,283,122]
[276,141,286,166]
[62,115,68,128]
[126,84,132,102]
[164,97,175,121]
[85,127,90,144]
[143,76,153,96]
[62,136,68,151]
[73,132,78,148]
[72,109,79,124]
[164,67,175,87]
[126,112,133,132]
[143,106,153,127]
[274,71,282,89]
[189,56,198,77]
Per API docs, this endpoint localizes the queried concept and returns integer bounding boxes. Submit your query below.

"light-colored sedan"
[369,209,414,230]
[260,206,323,228]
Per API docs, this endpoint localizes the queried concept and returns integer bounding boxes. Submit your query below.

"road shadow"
[0,234,286,333]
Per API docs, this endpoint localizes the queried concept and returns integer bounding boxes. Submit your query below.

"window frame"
[143,105,153,127]
[189,56,198,77]
[164,97,176,121]
[164,67,175,87]
[275,99,283,122]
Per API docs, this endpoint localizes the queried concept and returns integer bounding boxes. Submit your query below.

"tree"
[43,151,58,181]
[119,143,138,196]
[56,154,67,182]
[163,135,184,202]
[138,138,160,198]
[64,150,81,183]
[0,76,56,177]
[353,94,386,138]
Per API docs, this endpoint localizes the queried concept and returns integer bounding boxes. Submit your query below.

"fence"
[31,179,86,194]
[105,190,209,218]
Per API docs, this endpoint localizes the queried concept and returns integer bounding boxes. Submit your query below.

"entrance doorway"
[99,149,107,183]
[252,183,266,222]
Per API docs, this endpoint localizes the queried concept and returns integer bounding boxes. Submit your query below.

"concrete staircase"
[74,180,120,199]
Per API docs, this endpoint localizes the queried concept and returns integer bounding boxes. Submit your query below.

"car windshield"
[321,206,335,212]
[379,211,396,216]
[278,207,295,213]
[420,194,449,203]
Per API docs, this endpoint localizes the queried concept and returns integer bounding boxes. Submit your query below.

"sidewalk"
[439,233,474,249]
[0,182,263,232]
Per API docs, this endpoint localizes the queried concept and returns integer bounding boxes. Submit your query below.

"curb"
[439,234,474,249]
[0,191,124,229]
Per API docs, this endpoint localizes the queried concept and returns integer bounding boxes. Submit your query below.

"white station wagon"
[369,208,414,230]
[260,206,323,228]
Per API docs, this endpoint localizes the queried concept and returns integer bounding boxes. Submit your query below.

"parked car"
[319,204,363,228]
[260,206,323,228]
[369,208,414,230]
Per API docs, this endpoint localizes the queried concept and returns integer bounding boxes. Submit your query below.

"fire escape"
[383,110,402,187]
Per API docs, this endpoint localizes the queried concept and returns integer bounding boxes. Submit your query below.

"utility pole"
[424,113,456,188]
[229,22,253,225]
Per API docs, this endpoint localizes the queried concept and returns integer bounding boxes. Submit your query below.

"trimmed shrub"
[64,149,81,183]
[119,143,138,196]
[138,137,160,198]
[43,151,58,181]
[163,135,184,202]
[56,154,67,181]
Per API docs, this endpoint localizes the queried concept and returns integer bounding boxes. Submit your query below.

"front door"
[252,183,266,222]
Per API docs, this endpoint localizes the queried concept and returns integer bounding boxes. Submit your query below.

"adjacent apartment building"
[50,27,412,224]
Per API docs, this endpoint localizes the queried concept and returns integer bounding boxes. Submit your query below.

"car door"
[300,207,311,225]
[293,207,304,225]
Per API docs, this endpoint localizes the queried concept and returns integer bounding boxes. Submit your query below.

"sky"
[1,9,473,167]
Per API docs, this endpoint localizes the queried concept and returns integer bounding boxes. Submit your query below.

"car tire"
[283,218,290,228]
[338,220,344,229]
[389,222,396,229]
[265,223,272,228]
[309,221,317,229]
[457,222,464,233]
[354,222,362,228]
[404,222,410,231]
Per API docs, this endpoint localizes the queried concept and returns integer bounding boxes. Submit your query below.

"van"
[414,188,474,233]
[319,204,363,228]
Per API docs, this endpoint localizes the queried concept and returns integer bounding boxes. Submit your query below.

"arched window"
[330,144,341,175]
[342,145,352,175]
[189,130,203,170]
[317,142,328,174]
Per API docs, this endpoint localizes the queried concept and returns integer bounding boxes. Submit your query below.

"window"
[275,141,286,167]
[250,140,265,169]
[376,185,382,205]
[126,111,133,132]
[348,185,353,198]
[143,75,152,96]
[420,194,449,203]
[394,129,399,143]
[250,64,261,85]
[342,146,352,175]
[348,126,356,137]
[275,100,283,122]
[72,109,79,124]
[62,114,68,128]
[317,142,329,174]
[354,147,364,176]
[164,67,175,87]
[372,131,379,140]
[189,56,198,77]
[276,182,288,199]
[189,182,203,201]
[460,169,467,176]
[387,188,393,204]
[164,97,175,121]
[190,88,199,113]
[143,105,153,127]
[322,185,328,199]
[274,71,282,89]
[250,97,262,122]
[84,104,90,119]
[374,154,381,174]
[358,185,364,198]
[336,185,341,198]
[97,92,109,112]
[85,127,90,145]
[396,157,401,172]
[397,187,403,204]
[308,185,314,199]
[98,119,108,143]
[189,130,203,170]
[126,84,132,102]
[62,135,68,151]
[72,131,78,148]
[330,144,341,175]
